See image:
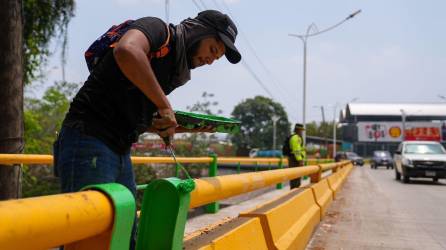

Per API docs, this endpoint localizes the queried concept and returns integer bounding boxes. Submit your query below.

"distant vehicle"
[371,150,393,169]
[335,151,364,166]
[249,148,282,158]
[393,141,446,183]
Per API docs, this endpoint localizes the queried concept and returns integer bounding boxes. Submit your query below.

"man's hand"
[152,108,177,140]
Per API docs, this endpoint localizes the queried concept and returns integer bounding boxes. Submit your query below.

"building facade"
[340,103,446,156]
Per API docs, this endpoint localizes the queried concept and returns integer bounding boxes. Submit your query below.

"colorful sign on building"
[357,122,442,142]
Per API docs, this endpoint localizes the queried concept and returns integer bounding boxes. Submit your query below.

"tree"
[0,0,24,199]
[23,0,75,84]
[230,96,291,154]
[0,0,75,199]
[24,81,79,154]
[306,121,342,140]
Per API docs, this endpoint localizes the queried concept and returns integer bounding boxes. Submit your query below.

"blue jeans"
[54,126,137,249]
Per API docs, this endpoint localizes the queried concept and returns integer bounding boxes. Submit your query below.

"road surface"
[308,164,446,250]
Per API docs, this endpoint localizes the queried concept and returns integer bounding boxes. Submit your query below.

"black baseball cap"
[196,10,242,64]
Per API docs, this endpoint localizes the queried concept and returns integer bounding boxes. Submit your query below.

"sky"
[33,0,446,123]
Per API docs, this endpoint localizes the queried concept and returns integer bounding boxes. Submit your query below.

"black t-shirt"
[63,17,177,154]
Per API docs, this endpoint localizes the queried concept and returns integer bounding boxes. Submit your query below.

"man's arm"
[113,29,176,137]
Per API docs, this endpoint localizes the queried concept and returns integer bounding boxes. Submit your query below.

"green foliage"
[186,91,222,115]
[306,121,342,139]
[230,96,291,152]
[24,81,79,154]
[22,165,60,197]
[23,0,75,84]
[22,81,79,197]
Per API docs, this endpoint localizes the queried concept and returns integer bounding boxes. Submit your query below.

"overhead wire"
[217,0,299,120]
[197,0,208,9]
[241,60,276,99]
[190,0,298,120]
[191,0,203,11]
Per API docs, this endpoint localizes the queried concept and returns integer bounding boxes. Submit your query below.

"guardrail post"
[303,158,309,181]
[205,154,219,213]
[310,165,322,183]
[276,156,283,189]
[333,163,339,173]
[136,177,194,250]
[237,161,241,174]
[255,161,258,172]
[175,163,180,178]
[65,183,136,250]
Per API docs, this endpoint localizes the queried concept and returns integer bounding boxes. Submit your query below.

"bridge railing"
[0,183,135,250]
[0,154,343,249]
[0,154,333,212]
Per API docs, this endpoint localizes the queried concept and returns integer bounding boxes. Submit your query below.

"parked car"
[393,141,446,183]
[249,148,282,158]
[335,151,364,166]
[371,150,393,169]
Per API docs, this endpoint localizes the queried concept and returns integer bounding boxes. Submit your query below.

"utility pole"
[165,0,170,23]
[400,109,406,141]
[289,10,361,147]
[272,115,280,151]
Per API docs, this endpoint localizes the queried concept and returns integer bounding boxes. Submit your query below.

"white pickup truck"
[393,141,446,183]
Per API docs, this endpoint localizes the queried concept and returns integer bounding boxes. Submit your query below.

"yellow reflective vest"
[289,134,306,161]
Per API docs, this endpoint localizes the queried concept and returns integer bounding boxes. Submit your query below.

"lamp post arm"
[289,9,361,39]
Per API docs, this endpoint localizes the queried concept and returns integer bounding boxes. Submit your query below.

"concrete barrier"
[239,188,320,250]
[327,171,342,198]
[309,179,334,218]
[183,217,269,250]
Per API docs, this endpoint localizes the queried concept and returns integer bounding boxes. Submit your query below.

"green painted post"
[175,163,180,178]
[276,157,283,189]
[237,162,241,174]
[136,177,195,250]
[205,154,219,213]
[81,183,136,250]
[303,158,309,180]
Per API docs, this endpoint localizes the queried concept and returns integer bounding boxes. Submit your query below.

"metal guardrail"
[189,164,321,208]
[0,183,135,250]
[0,153,348,249]
[0,154,332,166]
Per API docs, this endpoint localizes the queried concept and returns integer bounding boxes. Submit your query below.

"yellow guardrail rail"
[0,154,333,166]
[0,190,113,249]
[189,165,320,208]
[0,153,351,249]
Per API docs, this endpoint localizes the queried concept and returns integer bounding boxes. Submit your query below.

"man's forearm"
[114,44,171,110]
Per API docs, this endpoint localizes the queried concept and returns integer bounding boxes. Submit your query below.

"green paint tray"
[174,111,241,134]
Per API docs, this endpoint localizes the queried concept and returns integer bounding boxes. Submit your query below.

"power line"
[197,0,208,9]
[189,0,298,121]
[218,0,299,119]
[191,0,203,11]
[241,59,276,99]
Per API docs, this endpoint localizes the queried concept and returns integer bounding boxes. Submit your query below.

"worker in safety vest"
[288,123,306,188]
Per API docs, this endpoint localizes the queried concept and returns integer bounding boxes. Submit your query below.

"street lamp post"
[333,105,338,158]
[313,105,328,148]
[289,10,361,147]
[272,115,280,151]
[400,109,406,141]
